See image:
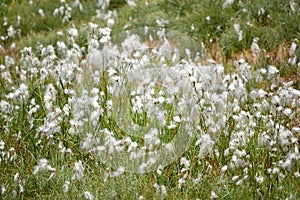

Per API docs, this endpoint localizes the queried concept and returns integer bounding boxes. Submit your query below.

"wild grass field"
[0,0,300,199]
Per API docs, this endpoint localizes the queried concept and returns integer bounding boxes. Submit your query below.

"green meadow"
[0,0,299,199]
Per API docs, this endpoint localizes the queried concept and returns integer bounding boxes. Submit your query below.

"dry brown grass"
[199,40,299,88]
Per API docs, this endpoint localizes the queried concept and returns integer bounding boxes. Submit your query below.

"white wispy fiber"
[196,134,215,158]
[72,160,84,181]
[84,191,95,200]
[7,25,16,38]
[250,37,260,58]
[233,23,243,41]
[6,83,29,104]
[37,107,62,144]
[87,44,118,74]
[222,0,234,9]
[97,0,110,10]
[153,183,167,199]
[290,0,299,13]
[53,2,72,23]
[32,158,56,180]
[288,40,297,65]
[279,146,299,171]
[62,180,70,193]
[127,0,136,7]
[73,0,83,11]
[44,84,57,111]
[210,191,218,199]
[144,128,161,150]
[0,140,5,150]
[255,172,264,184]
[110,166,125,177]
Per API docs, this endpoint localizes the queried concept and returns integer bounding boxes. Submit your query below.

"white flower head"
[255,173,264,184]
[222,0,234,9]
[211,191,218,199]
[72,160,84,181]
[38,8,45,18]
[32,158,56,181]
[84,191,95,200]
[196,134,215,158]
[173,115,181,123]
[110,166,125,177]
[250,37,260,58]
[221,165,228,173]
[7,25,16,38]
[0,140,5,150]
[127,0,136,7]
[68,28,78,38]
[62,181,70,193]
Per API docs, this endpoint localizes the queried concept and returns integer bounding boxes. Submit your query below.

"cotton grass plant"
[1,0,300,199]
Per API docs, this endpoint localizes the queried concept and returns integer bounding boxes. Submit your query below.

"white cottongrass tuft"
[196,134,215,158]
[72,160,84,181]
[62,181,70,193]
[222,0,234,9]
[210,191,218,199]
[233,23,243,41]
[250,37,260,59]
[288,40,297,65]
[32,158,56,181]
[84,191,95,200]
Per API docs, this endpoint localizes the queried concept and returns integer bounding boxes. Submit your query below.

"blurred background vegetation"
[1,0,299,87]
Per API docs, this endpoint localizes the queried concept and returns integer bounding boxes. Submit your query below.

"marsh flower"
[288,41,297,65]
[73,0,83,11]
[38,9,45,18]
[32,159,56,180]
[97,0,110,10]
[250,37,260,58]
[110,166,125,177]
[233,23,243,41]
[7,25,16,38]
[7,83,29,104]
[62,181,70,193]
[222,0,234,9]
[210,191,218,199]
[196,134,215,158]
[127,0,136,7]
[72,160,84,181]
[84,191,95,200]
[290,0,299,13]
[0,140,5,150]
